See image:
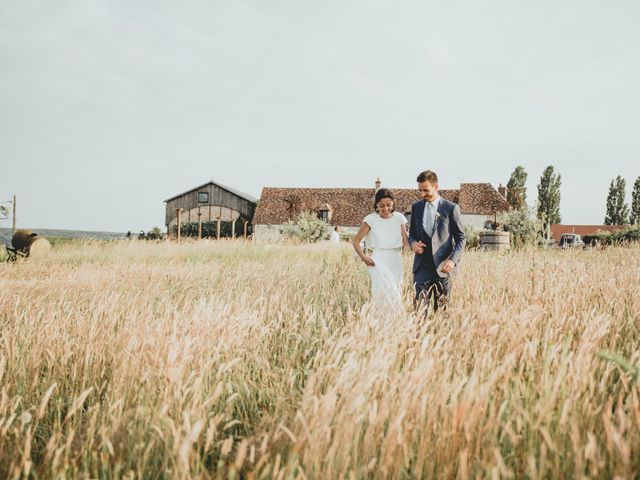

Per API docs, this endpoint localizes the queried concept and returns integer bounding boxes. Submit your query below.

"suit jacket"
[408,197,466,276]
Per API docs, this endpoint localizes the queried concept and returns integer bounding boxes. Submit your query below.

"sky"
[1,0,639,232]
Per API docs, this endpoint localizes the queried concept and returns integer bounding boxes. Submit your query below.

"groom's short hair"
[417,170,438,184]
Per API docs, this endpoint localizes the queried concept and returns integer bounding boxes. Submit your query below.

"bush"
[611,226,640,243]
[501,207,545,248]
[464,225,480,249]
[281,211,331,243]
[144,227,165,241]
[582,227,640,246]
[582,232,612,246]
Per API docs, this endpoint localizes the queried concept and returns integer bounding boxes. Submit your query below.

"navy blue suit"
[408,197,466,310]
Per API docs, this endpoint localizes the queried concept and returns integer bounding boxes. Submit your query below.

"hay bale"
[12,229,37,252]
[28,237,51,258]
[11,229,50,257]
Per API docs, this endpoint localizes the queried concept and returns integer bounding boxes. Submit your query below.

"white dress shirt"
[422,195,441,237]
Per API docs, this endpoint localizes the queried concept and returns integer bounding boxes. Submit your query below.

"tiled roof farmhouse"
[253,182,510,242]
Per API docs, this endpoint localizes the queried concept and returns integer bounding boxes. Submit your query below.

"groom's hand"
[441,259,455,273]
[411,241,426,254]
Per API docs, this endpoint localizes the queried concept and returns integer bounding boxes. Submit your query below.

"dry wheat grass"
[0,240,638,478]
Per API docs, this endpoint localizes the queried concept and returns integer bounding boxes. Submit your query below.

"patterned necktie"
[424,202,434,237]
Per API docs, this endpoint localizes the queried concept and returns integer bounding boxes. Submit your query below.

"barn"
[252,179,510,242]
[164,181,257,239]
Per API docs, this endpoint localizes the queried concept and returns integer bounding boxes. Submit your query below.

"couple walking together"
[352,170,466,312]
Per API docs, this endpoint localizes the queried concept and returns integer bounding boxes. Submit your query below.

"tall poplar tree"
[631,176,640,225]
[506,165,528,210]
[604,175,630,225]
[537,165,561,229]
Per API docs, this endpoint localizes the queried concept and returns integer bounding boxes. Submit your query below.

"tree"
[604,175,630,225]
[537,165,561,230]
[506,165,528,210]
[280,211,330,243]
[631,177,640,225]
[502,206,545,248]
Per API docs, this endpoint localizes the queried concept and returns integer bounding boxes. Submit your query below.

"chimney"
[498,183,507,199]
[375,177,381,191]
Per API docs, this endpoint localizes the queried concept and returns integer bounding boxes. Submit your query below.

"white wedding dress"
[363,212,407,307]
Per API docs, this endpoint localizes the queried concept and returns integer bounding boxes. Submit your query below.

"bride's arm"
[353,223,374,266]
[401,223,410,250]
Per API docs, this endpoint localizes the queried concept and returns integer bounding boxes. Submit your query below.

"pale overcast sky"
[1,0,639,231]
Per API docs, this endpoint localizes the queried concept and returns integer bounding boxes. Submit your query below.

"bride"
[352,188,410,306]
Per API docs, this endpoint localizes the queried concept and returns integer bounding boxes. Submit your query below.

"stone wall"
[460,214,492,230]
[254,225,283,243]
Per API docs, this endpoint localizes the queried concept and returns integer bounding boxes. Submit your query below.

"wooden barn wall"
[165,184,255,227]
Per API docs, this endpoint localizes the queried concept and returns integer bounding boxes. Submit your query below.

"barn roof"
[164,181,258,203]
[253,183,509,226]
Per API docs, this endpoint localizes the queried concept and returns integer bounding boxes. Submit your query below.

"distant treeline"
[0,228,126,246]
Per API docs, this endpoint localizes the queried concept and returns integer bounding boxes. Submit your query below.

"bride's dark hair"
[374,188,395,213]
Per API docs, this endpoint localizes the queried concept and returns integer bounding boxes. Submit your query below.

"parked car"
[558,233,585,248]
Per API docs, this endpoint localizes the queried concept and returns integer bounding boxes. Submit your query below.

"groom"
[408,170,466,312]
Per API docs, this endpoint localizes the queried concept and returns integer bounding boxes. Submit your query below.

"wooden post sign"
[12,195,16,235]
[176,208,182,243]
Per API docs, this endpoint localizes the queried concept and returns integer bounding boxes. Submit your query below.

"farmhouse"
[164,181,257,238]
[253,179,510,242]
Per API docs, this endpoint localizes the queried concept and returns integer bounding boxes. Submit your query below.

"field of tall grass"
[0,240,638,478]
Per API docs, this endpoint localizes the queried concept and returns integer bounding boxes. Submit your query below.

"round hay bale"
[11,229,50,257]
[28,237,51,258]
[12,229,38,253]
